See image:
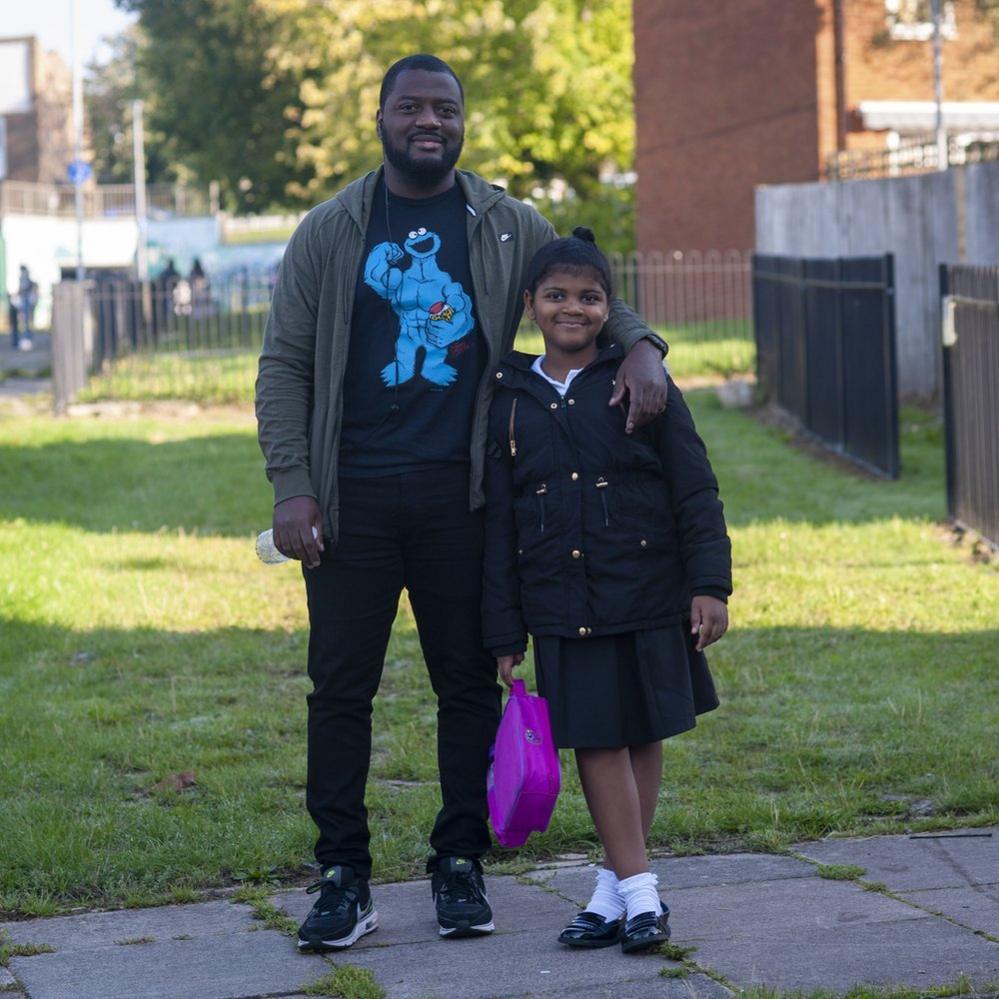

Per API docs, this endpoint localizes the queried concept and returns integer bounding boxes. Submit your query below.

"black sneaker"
[431,856,494,938]
[297,865,378,952]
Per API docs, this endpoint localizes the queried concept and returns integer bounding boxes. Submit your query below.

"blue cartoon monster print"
[364,227,475,387]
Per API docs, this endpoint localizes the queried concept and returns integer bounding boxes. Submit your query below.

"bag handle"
[510,678,528,698]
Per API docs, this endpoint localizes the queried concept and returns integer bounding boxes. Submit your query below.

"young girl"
[482,227,731,953]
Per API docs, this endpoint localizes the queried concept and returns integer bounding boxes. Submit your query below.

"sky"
[3,0,136,69]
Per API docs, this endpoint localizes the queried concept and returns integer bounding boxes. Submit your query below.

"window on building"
[885,0,957,40]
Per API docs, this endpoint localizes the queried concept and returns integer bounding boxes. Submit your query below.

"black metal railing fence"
[753,253,899,477]
[826,137,999,181]
[81,271,275,403]
[53,250,755,407]
[940,264,999,546]
[610,249,753,378]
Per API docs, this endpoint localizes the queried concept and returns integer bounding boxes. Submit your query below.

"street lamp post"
[931,0,947,171]
[69,0,85,279]
[132,100,149,282]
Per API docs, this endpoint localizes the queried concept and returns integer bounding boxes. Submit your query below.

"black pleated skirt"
[532,627,719,749]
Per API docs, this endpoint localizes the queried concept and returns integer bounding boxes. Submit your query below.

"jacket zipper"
[596,476,609,527]
[535,482,547,533]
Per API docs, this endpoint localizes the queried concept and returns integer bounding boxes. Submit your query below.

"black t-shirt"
[338,179,485,476]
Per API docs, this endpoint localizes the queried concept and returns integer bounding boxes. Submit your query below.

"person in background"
[7,291,20,350]
[17,266,36,349]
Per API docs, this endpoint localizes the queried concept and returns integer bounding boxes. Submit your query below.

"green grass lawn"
[77,322,755,406]
[0,397,996,917]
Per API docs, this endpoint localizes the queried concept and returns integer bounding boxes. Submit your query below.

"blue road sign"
[67,160,93,184]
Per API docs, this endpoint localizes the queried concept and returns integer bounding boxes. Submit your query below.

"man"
[7,291,20,351]
[255,53,669,952]
[17,266,36,348]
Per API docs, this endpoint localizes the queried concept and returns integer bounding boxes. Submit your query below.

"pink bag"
[487,678,561,848]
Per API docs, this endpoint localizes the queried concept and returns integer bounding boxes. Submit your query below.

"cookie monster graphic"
[364,227,475,387]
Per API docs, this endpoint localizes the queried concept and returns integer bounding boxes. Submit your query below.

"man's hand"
[273,496,324,569]
[609,339,668,433]
[690,595,728,652]
[496,652,525,688]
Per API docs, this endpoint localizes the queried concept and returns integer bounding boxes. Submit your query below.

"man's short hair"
[379,54,464,110]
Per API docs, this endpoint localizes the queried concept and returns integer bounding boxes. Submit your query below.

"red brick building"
[633,0,999,251]
[0,36,74,184]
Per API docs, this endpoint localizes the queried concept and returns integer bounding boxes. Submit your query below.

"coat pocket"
[610,477,677,552]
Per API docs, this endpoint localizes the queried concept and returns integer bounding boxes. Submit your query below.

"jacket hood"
[334,167,508,230]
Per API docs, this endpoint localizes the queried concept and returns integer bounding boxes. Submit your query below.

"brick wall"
[633,1,999,251]
[32,46,73,185]
[844,2,999,108]
[1,38,73,183]
[633,0,826,252]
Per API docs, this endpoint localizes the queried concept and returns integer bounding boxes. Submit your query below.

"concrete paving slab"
[795,829,998,891]
[515,973,731,999]
[668,876,928,942]
[662,873,999,993]
[0,377,50,397]
[326,927,695,999]
[524,854,817,908]
[687,911,999,993]
[0,966,18,989]
[9,928,329,999]
[0,901,256,954]
[898,884,999,937]
[272,874,578,948]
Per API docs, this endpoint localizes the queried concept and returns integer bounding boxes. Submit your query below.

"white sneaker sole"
[297,909,378,951]
[438,919,495,938]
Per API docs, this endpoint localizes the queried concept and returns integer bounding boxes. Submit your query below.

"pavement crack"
[921,838,999,904]
[514,872,581,908]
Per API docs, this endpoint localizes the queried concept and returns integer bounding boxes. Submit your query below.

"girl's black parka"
[482,345,732,656]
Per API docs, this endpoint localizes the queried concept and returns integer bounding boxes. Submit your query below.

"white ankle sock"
[585,867,625,920]
[618,871,660,921]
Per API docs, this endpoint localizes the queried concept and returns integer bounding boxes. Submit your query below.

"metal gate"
[940,265,999,545]
[753,253,899,478]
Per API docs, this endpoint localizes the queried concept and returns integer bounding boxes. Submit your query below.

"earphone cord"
[352,180,403,451]
[385,179,401,414]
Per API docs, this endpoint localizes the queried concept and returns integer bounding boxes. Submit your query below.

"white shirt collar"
[530,355,583,397]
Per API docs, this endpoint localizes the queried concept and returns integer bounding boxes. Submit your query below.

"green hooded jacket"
[256,167,659,543]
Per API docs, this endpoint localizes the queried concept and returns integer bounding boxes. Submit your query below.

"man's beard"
[382,132,464,186]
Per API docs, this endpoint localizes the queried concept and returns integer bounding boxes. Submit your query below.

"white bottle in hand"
[255,527,319,565]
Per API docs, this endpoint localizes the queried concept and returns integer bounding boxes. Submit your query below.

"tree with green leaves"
[85,28,178,186]
[265,0,634,204]
[115,0,315,212]
[110,0,635,245]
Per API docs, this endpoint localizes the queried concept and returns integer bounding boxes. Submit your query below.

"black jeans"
[303,466,501,880]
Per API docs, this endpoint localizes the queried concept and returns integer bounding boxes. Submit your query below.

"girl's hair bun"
[572,226,596,244]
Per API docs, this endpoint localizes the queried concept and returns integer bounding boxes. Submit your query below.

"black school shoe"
[431,857,495,938]
[620,904,671,954]
[558,911,625,948]
[297,865,378,952]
